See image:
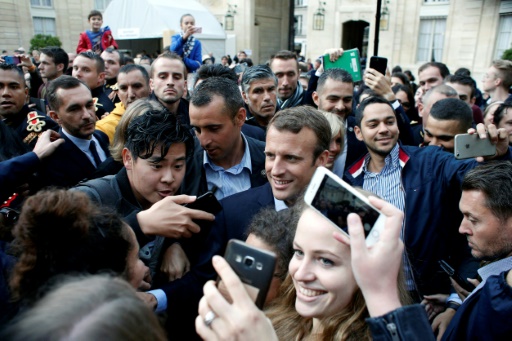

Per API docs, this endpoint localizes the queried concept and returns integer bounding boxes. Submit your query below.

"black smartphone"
[369,56,388,75]
[220,239,276,309]
[184,191,222,215]
[439,260,476,292]
[3,56,20,65]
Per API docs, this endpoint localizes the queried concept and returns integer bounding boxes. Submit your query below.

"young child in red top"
[76,10,118,54]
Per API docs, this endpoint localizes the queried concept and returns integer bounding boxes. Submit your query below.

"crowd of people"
[1,7,512,341]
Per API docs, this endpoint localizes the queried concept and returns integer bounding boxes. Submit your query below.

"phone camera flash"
[256,262,263,270]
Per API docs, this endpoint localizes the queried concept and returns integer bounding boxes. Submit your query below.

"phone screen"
[311,175,380,237]
[4,56,20,65]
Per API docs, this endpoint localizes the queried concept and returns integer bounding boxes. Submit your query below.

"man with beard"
[37,76,110,188]
[344,96,510,316]
[149,52,190,128]
[312,68,413,177]
[269,50,313,109]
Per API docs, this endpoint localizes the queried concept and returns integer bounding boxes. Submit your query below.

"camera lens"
[243,256,254,267]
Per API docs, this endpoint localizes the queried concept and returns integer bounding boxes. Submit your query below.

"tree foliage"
[29,34,62,51]
[502,48,512,61]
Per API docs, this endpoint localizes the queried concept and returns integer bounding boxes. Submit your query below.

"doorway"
[341,21,370,58]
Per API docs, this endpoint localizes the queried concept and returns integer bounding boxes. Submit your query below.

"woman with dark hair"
[8,189,148,310]
[392,84,420,122]
[391,72,410,87]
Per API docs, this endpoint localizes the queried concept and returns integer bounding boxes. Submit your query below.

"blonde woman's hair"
[109,99,163,161]
[319,110,345,151]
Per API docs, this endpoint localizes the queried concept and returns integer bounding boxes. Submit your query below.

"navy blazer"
[36,129,110,189]
[181,135,268,196]
[158,183,275,339]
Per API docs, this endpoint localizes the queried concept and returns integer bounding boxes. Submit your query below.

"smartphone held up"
[219,240,276,309]
[304,167,386,246]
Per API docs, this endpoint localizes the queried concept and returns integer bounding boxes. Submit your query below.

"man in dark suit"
[72,52,114,119]
[182,77,267,200]
[37,76,110,188]
[158,105,331,339]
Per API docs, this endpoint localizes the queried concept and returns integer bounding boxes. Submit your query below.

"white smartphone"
[194,27,202,34]
[454,133,496,160]
[304,167,386,246]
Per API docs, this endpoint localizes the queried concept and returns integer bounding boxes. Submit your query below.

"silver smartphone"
[454,133,496,160]
[304,167,386,246]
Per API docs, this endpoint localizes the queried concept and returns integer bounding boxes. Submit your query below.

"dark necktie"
[89,140,102,167]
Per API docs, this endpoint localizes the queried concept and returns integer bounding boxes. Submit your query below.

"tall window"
[95,0,112,11]
[33,17,56,36]
[495,15,512,60]
[295,0,305,6]
[30,0,52,7]
[417,18,446,62]
[295,15,303,36]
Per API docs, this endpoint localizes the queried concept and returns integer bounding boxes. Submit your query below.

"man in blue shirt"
[183,77,267,200]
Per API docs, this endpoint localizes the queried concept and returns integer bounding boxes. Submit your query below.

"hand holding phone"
[184,191,222,215]
[454,133,496,159]
[439,260,476,292]
[3,56,21,66]
[369,56,388,75]
[304,167,386,246]
[218,240,276,309]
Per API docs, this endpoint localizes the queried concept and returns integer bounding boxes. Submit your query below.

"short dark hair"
[392,84,415,109]
[0,63,25,82]
[268,106,331,162]
[77,51,105,73]
[429,98,473,132]
[391,72,410,86]
[462,162,512,224]
[47,75,88,111]
[103,47,125,66]
[404,70,415,82]
[180,13,194,24]
[418,62,450,79]
[445,74,476,98]
[41,46,69,71]
[493,103,512,126]
[241,65,277,93]
[317,68,354,94]
[246,207,298,281]
[88,10,102,20]
[151,51,187,78]
[119,64,149,85]
[355,96,395,127]
[270,50,298,69]
[125,110,193,161]
[196,64,238,86]
[190,77,244,119]
[454,67,471,77]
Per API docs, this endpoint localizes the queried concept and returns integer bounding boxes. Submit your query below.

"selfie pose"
[170,13,202,73]
[196,202,411,341]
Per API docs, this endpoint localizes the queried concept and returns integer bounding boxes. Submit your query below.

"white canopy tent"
[103,0,227,58]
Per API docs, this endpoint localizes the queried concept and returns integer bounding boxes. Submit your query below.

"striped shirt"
[362,143,416,291]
